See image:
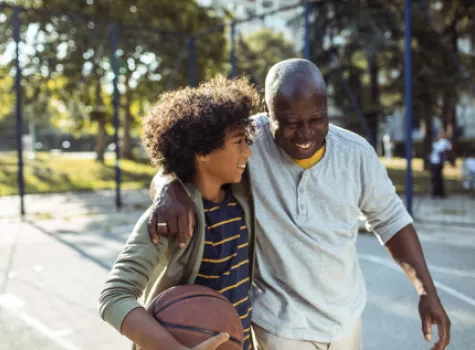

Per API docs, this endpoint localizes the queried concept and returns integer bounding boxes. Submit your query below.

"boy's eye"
[235,137,253,146]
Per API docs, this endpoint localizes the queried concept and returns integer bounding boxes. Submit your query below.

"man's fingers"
[188,210,195,238]
[193,333,229,350]
[433,314,450,350]
[177,214,190,248]
[156,221,169,236]
[166,216,179,236]
[147,212,159,245]
[422,315,433,342]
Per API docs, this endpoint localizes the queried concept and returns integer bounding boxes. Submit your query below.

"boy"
[98,77,259,350]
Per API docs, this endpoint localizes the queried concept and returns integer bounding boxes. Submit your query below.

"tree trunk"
[95,119,107,163]
[449,19,458,152]
[367,52,380,151]
[94,77,106,163]
[422,103,433,171]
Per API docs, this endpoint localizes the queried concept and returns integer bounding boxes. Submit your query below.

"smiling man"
[148,59,451,350]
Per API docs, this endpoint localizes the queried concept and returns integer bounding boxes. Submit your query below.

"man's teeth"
[296,143,312,149]
[238,164,246,169]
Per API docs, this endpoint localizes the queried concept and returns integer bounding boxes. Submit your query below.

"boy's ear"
[196,154,208,163]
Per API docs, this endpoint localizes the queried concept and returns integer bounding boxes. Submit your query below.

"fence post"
[13,6,25,216]
[404,0,413,215]
[111,22,122,209]
[188,36,196,87]
[304,1,311,60]
[230,22,236,78]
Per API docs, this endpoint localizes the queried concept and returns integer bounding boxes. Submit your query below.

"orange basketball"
[146,285,244,350]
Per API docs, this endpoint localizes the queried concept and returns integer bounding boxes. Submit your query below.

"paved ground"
[0,191,474,349]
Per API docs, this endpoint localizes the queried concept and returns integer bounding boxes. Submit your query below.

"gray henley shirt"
[249,114,413,342]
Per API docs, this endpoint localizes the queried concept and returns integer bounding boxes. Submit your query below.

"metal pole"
[13,7,25,216]
[111,22,122,209]
[230,22,236,78]
[188,36,196,87]
[404,0,413,215]
[304,1,311,60]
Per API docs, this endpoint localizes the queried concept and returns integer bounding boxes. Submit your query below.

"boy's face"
[198,127,252,185]
[266,87,329,160]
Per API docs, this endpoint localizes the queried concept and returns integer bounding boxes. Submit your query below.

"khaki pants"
[253,319,362,350]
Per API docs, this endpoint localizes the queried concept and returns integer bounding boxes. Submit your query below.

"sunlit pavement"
[1,209,473,349]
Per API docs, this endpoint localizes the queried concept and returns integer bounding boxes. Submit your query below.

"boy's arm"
[99,210,229,350]
[99,210,164,330]
[122,308,230,350]
[99,210,181,348]
[122,308,187,349]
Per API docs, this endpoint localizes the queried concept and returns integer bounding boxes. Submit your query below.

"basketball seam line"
[152,294,228,315]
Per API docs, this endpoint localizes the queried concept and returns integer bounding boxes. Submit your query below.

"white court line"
[359,254,475,308]
[426,265,475,279]
[0,293,80,350]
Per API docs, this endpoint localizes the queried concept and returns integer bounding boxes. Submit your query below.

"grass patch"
[0,152,156,196]
[382,157,465,194]
[0,153,467,197]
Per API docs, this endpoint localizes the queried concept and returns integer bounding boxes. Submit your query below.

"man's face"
[266,88,329,160]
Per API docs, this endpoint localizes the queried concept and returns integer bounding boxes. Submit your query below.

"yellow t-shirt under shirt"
[294,144,326,169]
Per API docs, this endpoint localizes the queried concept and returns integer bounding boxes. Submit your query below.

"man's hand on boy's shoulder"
[148,178,195,248]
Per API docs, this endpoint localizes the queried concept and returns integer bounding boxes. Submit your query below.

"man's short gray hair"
[264,58,327,108]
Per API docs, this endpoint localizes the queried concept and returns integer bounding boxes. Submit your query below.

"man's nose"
[297,124,314,139]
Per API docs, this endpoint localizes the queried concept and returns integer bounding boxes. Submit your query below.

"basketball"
[146,284,244,350]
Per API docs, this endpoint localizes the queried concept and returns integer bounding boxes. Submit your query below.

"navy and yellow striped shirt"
[194,189,252,350]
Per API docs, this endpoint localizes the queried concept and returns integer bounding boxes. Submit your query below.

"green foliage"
[304,0,475,144]
[0,0,227,157]
[0,151,156,196]
[237,28,298,91]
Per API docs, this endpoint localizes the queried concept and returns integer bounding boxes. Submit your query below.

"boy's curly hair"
[142,76,260,182]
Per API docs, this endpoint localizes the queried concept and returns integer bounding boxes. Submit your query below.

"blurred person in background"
[461,151,475,191]
[429,129,454,199]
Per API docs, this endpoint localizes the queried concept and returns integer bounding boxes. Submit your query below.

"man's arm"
[359,147,450,350]
[148,172,195,247]
[385,224,450,350]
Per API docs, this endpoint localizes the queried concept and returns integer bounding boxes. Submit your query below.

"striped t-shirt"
[194,189,253,350]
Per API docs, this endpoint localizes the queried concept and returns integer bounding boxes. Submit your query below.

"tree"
[236,28,298,91]
[302,0,475,157]
[1,0,227,161]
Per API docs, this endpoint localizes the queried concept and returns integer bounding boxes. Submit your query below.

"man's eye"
[245,137,253,146]
[285,121,299,126]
